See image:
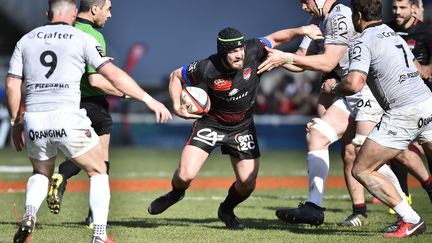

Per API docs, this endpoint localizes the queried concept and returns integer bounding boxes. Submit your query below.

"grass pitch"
[0,147,431,242]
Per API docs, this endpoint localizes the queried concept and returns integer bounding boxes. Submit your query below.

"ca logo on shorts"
[193,128,225,146]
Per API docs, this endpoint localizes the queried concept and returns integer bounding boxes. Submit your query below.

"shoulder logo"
[243,68,252,80]
[96,46,105,57]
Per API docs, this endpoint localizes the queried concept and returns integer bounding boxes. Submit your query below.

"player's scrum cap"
[217,27,244,58]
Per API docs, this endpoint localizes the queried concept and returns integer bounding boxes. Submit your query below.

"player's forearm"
[293,54,336,72]
[88,74,123,97]
[99,63,151,102]
[5,76,22,123]
[267,27,305,47]
[169,69,183,109]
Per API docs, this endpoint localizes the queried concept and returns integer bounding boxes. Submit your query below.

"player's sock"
[171,180,186,198]
[220,182,251,212]
[378,164,407,201]
[421,176,432,191]
[59,160,81,179]
[104,161,110,175]
[89,174,110,238]
[352,203,367,217]
[427,156,432,175]
[25,174,49,214]
[389,160,409,196]
[307,150,329,207]
[393,200,421,224]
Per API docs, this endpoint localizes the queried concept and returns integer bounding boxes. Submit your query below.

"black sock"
[427,156,432,175]
[59,160,81,179]
[220,182,251,213]
[171,180,186,198]
[105,161,110,175]
[390,160,409,195]
[352,203,367,217]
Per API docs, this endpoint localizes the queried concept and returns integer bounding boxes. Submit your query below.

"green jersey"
[75,17,107,97]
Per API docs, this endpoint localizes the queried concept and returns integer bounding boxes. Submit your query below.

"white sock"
[377,164,407,204]
[307,150,329,207]
[393,200,421,224]
[89,174,110,238]
[25,174,49,218]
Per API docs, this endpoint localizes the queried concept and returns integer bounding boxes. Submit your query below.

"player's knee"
[351,165,368,183]
[307,118,339,145]
[236,178,256,193]
[176,168,195,184]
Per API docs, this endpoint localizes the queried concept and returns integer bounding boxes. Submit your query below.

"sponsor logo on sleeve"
[96,46,105,57]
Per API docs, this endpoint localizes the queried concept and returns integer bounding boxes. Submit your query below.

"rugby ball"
[180,86,211,115]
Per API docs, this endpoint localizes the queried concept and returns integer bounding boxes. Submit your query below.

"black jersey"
[388,19,432,65]
[181,38,269,125]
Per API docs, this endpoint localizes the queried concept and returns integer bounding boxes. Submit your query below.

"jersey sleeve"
[82,34,112,72]
[348,39,371,75]
[86,32,107,74]
[181,60,206,86]
[323,10,353,46]
[8,39,24,78]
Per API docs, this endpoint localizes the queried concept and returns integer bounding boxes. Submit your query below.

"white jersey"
[348,24,432,110]
[8,23,111,112]
[299,4,358,77]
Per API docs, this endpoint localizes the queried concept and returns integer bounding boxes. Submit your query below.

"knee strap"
[310,118,339,143]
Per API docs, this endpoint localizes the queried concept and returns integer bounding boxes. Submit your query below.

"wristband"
[141,92,153,104]
[10,118,15,126]
[284,53,294,65]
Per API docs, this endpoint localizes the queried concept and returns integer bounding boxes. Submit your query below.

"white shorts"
[354,88,383,123]
[368,97,432,150]
[332,97,353,115]
[23,108,99,160]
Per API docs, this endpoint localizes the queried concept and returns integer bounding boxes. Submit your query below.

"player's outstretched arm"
[88,73,124,97]
[98,62,172,123]
[169,68,202,120]
[265,24,323,48]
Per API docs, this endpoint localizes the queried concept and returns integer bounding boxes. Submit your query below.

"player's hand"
[173,103,202,120]
[11,122,25,151]
[302,24,323,40]
[321,78,337,94]
[258,47,292,74]
[145,99,172,123]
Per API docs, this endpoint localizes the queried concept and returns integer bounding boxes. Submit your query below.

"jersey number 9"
[40,50,57,79]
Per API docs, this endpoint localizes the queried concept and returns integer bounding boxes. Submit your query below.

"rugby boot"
[383,216,403,233]
[13,215,35,243]
[91,235,115,243]
[384,218,426,238]
[275,201,325,226]
[148,190,185,215]
[217,204,245,230]
[85,214,94,230]
[47,173,67,214]
[337,213,368,227]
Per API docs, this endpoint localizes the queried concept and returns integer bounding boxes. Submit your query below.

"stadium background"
[0,0,431,149]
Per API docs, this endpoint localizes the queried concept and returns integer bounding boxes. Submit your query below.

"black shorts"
[80,96,112,136]
[186,117,260,160]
